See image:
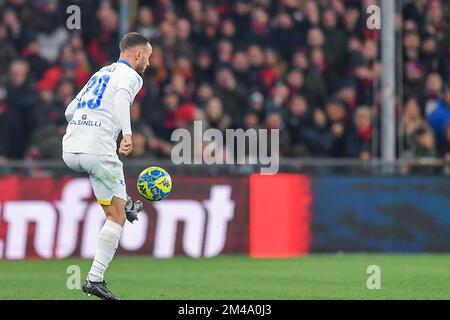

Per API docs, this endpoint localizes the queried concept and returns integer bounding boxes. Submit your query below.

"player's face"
[136,44,152,75]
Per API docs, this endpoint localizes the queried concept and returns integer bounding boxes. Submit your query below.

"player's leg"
[80,154,143,299]
[87,196,126,283]
[82,197,124,299]
[80,155,127,300]
[83,203,125,301]
[62,152,83,173]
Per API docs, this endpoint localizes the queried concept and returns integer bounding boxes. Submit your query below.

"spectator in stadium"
[172,54,194,86]
[213,67,248,122]
[402,0,428,24]
[291,49,327,107]
[247,91,265,119]
[343,0,360,27]
[408,126,438,159]
[216,39,234,65]
[129,131,153,159]
[195,82,214,109]
[400,97,433,157]
[25,115,65,159]
[231,50,251,88]
[265,81,289,115]
[132,99,173,159]
[299,107,338,157]
[135,6,160,42]
[428,85,450,146]
[322,8,347,78]
[259,47,285,94]
[243,5,271,46]
[170,73,192,103]
[0,12,18,80]
[21,37,49,82]
[346,106,373,159]
[220,18,237,44]
[158,86,180,137]
[422,72,443,116]
[285,68,304,99]
[403,31,421,63]
[325,100,348,157]
[33,87,56,130]
[174,102,200,130]
[243,108,260,131]
[37,44,90,92]
[196,5,220,50]
[175,18,194,59]
[147,45,169,86]
[195,48,214,85]
[352,39,379,106]
[271,10,298,62]
[131,101,156,144]
[404,60,425,105]
[88,1,120,68]
[5,60,37,158]
[336,81,358,111]
[286,94,312,157]
[204,96,231,133]
[421,35,447,83]
[263,110,291,158]
[31,0,69,64]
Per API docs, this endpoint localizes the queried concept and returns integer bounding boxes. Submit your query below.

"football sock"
[87,219,123,282]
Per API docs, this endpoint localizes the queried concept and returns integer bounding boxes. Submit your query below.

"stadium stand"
[0,0,448,161]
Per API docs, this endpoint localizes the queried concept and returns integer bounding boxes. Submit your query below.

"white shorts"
[62,152,127,205]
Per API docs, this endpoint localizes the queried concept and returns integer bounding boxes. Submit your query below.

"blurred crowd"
[0,0,449,162]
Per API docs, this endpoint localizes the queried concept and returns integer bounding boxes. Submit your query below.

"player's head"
[119,32,152,75]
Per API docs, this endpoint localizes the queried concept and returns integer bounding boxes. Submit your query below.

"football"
[136,166,172,201]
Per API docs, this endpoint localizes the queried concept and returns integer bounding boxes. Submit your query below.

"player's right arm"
[64,98,78,122]
[65,77,91,122]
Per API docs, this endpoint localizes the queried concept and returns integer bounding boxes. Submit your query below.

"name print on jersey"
[68,114,102,127]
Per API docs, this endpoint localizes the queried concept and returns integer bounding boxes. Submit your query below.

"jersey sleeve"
[65,98,78,122]
[113,89,133,136]
[116,76,143,102]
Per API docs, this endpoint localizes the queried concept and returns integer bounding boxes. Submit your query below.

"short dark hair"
[119,32,150,52]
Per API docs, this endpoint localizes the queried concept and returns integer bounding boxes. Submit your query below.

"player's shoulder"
[114,63,143,86]
[114,62,141,78]
[109,64,142,97]
[99,63,118,73]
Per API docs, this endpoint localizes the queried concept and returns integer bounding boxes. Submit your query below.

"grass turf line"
[0,254,449,300]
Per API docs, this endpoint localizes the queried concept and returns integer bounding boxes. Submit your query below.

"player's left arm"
[114,89,133,136]
[114,89,133,156]
[116,76,143,156]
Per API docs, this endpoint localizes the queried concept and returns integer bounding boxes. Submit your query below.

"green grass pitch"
[0,254,449,300]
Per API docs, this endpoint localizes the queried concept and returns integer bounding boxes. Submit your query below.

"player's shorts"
[62,152,127,205]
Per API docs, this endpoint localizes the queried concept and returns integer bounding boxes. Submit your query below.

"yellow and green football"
[136,166,172,201]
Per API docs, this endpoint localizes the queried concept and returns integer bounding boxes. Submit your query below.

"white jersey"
[62,61,143,155]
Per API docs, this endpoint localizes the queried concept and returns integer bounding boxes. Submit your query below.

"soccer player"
[62,32,152,300]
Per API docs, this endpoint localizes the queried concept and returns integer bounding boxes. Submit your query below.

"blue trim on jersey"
[117,59,132,68]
